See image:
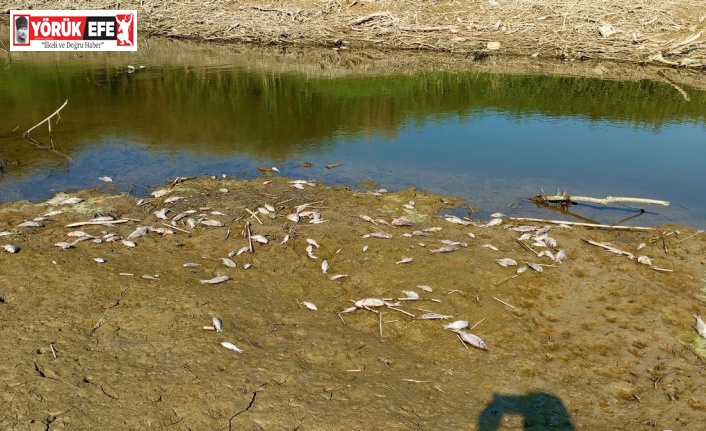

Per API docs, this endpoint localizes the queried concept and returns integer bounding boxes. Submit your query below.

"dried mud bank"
[1,176,706,429]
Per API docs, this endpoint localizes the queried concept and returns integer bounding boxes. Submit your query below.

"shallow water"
[1,48,705,228]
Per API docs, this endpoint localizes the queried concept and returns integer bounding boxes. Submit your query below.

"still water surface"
[1,55,705,227]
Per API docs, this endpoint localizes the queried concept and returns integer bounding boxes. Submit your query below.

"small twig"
[379,311,383,338]
[24,100,68,137]
[246,221,253,253]
[49,343,57,359]
[493,297,515,309]
[162,222,190,234]
[470,318,486,330]
[100,385,118,400]
[675,230,703,245]
[244,208,262,225]
[509,217,653,231]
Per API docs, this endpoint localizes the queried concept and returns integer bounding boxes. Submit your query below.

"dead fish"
[637,255,653,266]
[67,230,95,239]
[221,341,244,353]
[392,217,413,227]
[152,208,171,220]
[172,210,197,223]
[694,315,706,338]
[291,183,305,190]
[411,230,428,237]
[213,317,223,333]
[43,210,63,217]
[3,244,19,253]
[18,221,43,228]
[362,245,369,252]
[396,257,414,264]
[321,260,329,273]
[482,244,499,251]
[517,266,528,274]
[466,232,476,238]
[431,246,459,254]
[443,320,470,331]
[554,250,567,263]
[163,196,184,204]
[362,232,393,239]
[0,231,13,237]
[330,274,348,281]
[236,246,250,256]
[199,219,224,227]
[149,227,174,236]
[511,226,535,232]
[220,258,237,268]
[354,298,388,309]
[54,242,75,249]
[243,263,252,270]
[309,219,328,225]
[490,212,505,218]
[271,166,280,172]
[637,243,646,251]
[359,214,377,224]
[526,262,544,272]
[257,207,270,215]
[251,235,268,244]
[281,234,290,245]
[93,257,106,263]
[399,290,419,300]
[210,211,227,216]
[121,240,137,248]
[187,218,197,229]
[484,218,503,227]
[127,226,149,240]
[417,284,433,292]
[47,195,83,205]
[287,213,300,223]
[444,215,474,226]
[456,331,488,351]
[518,233,532,241]
[423,227,442,232]
[306,238,320,248]
[142,274,160,280]
[151,189,170,198]
[495,258,518,267]
[98,176,113,182]
[417,312,453,320]
[301,301,318,311]
[200,275,231,285]
[183,262,201,267]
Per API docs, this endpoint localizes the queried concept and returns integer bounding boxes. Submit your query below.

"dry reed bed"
[5,0,704,67]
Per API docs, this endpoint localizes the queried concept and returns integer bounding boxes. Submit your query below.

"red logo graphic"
[115,14,134,46]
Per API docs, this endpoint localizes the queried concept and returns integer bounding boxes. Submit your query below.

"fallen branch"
[582,239,634,260]
[508,217,653,231]
[534,194,669,206]
[24,99,68,139]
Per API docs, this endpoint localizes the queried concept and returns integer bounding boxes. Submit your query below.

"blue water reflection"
[1,62,705,227]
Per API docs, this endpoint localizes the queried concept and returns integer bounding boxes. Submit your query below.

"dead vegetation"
[6,0,704,67]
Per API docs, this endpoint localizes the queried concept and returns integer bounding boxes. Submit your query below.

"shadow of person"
[478,392,576,430]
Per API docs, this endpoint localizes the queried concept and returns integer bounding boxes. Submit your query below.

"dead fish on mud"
[213,317,223,333]
[417,312,453,320]
[362,232,393,239]
[220,258,237,268]
[18,221,44,228]
[430,245,459,254]
[200,275,231,285]
[199,218,225,227]
[443,320,470,331]
[221,341,244,353]
[695,315,706,338]
[396,257,414,264]
[456,331,488,351]
[3,244,19,253]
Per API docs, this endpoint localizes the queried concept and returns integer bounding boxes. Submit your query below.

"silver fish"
[19,221,43,228]
[142,274,160,280]
[149,227,174,236]
[392,217,413,226]
[527,262,544,272]
[399,290,419,300]
[153,208,171,220]
[236,246,250,256]
[286,213,300,223]
[456,331,488,350]
[443,320,470,331]
[330,274,348,281]
[396,257,414,264]
[484,218,503,227]
[306,238,320,248]
[431,246,459,253]
[121,240,137,248]
[93,257,106,263]
[221,341,243,353]
[163,196,184,204]
[213,317,223,333]
[417,284,433,292]
[482,244,499,251]
[127,226,149,240]
[3,244,19,253]
[199,219,224,227]
[362,232,392,239]
[301,301,318,311]
[220,258,237,268]
[251,235,268,244]
[321,260,329,273]
[495,258,517,267]
[182,262,201,267]
[694,315,706,338]
[151,189,170,198]
[67,230,95,238]
[554,250,567,263]
[200,275,231,284]
[54,242,74,249]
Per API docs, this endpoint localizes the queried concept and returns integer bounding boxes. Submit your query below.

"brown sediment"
[1,175,705,429]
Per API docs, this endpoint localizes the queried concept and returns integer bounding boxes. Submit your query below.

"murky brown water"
[1,176,705,429]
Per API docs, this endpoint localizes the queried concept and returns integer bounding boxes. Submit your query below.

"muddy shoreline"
[1,176,706,429]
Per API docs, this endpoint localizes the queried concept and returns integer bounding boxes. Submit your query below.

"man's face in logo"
[16,18,28,42]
